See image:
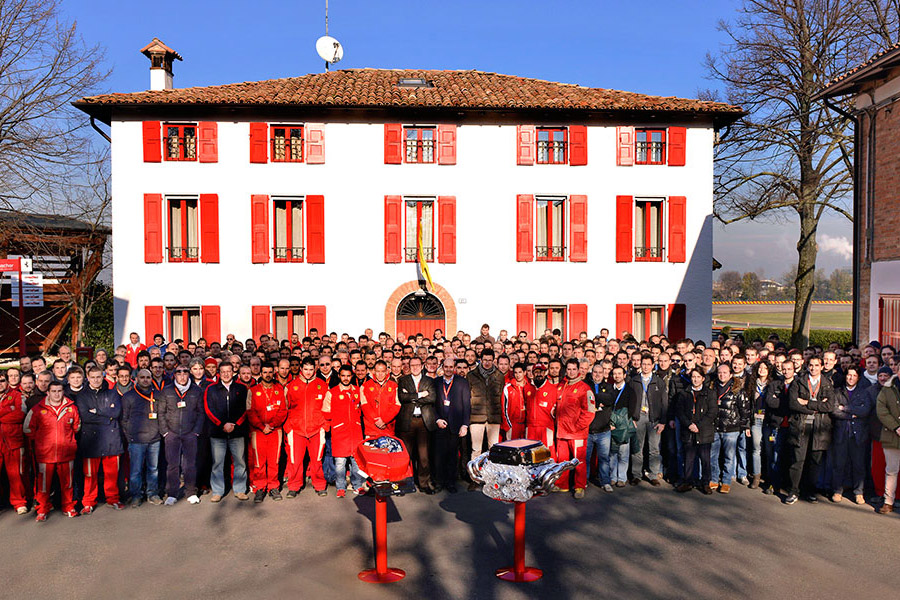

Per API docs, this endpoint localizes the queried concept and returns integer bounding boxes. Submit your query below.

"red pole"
[375,495,387,575]
[495,501,543,582]
[17,262,25,356]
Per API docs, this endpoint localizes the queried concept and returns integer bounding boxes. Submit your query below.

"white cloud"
[818,234,852,261]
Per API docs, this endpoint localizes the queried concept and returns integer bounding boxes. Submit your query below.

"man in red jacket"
[24,381,81,520]
[526,364,558,460]
[322,364,365,498]
[360,360,401,438]
[247,362,288,502]
[125,332,147,368]
[555,358,597,498]
[501,362,532,441]
[0,372,28,514]
[283,357,329,497]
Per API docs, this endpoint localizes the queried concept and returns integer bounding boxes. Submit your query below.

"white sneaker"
[164,497,177,506]
[16,506,28,515]
[187,494,201,504]
[603,484,614,493]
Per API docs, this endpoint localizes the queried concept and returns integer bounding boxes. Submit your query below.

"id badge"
[768,433,776,443]
[444,400,451,407]
[149,412,158,420]
[177,401,186,409]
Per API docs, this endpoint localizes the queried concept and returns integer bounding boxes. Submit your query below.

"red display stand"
[495,501,542,582]
[358,496,406,583]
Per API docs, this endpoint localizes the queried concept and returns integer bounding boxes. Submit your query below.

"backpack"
[610,406,636,446]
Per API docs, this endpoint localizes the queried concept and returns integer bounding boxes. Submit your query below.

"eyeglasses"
[175,369,189,374]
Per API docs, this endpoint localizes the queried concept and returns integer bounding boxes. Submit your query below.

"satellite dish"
[316,35,343,64]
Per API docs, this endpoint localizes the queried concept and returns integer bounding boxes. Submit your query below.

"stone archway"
[384,281,457,338]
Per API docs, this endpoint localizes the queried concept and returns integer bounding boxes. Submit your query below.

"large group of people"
[1,322,899,522]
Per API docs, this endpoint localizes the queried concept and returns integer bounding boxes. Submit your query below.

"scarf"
[175,380,191,394]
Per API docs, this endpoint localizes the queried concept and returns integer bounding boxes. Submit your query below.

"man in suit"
[434,357,471,493]
[396,356,438,494]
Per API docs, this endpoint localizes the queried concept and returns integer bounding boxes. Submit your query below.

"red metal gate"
[395,292,445,339]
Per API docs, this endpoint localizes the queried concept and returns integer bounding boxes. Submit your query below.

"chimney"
[140,37,182,91]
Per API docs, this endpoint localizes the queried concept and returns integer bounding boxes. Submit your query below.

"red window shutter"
[199,194,220,263]
[616,304,634,339]
[615,195,633,262]
[438,195,456,263]
[516,125,535,165]
[569,304,588,337]
[306,194,325,263]
[668,303,686,341]
[249,122,268,163]
[307,305,326,335]
[200,305,221,344]
[198,122,218,162]
[305,123,325,164]
[143,193,163,263]
[437,124,457,165]
[516,304,535,339]
[144,306,164,344]
[252,306,271,341]
[384,124,403,164]
[667,126,686,166]
[569,125,588,166]
[384,195,402,263]
[616,126,635,166]
[516,194,534,262]
[668,196,687,263]
[250,194,269,263]
[142,121,161,162]
[569,194,588,262]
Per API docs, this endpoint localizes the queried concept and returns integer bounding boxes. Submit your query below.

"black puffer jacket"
[676,386,717,445]
[121,385,162,444]
[712,378,751,433]
[157,382,205,437]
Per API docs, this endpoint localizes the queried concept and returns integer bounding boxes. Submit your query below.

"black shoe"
[421,486,435,495]
[286,489,299,499]
[762,485,774,495]
[269,489,283,501]
[700,484,713,495]
[676,483,693,493]
[253,490,266,503]
[316,489,328,497]
[784,494,799,505]
[628,478,641,486]
[432,484,443,493]
[803,495,818,504]
[446,485,458,494]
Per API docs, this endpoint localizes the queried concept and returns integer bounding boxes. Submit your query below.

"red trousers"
[285,429,325,492]
[250,430,282,492]
[556,438,587,491]
[873,440,886,497]
[82,455,121,506]
[503,423,527,442]
[526,426,556,461]
[0,447,27,509]
[36,461,75,513]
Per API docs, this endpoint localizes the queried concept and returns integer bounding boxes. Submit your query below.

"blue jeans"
[762,425,786,489]
[585,431,611,485]
[711,431,740,485]
[749,417,764,475]
[333,456,365,490]
[210,437,248,496]
[609,442,631,483]
[322,434,336,484]
[737,430,748,479]
[128,441,160,500]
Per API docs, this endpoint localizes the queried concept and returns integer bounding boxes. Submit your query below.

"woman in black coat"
[676,368,717,494]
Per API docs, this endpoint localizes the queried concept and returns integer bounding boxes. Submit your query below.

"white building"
[74,39,743,346]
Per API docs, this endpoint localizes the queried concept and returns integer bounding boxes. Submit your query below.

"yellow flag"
[417,219,433,291]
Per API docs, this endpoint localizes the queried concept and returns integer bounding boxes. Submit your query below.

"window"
[536,306,567,338]
[167,197,199,262]
[635,199,664,261]
[271,125,303,162]
[168,307,200,342]
[536,128,567,164]
[404,198,434,262]
[633,306,664,340]
[273,197,304,262]
[880,296,900,348]
[535,196,566,261]
[404,127,435,163]
[635,129,666,165]
[273,306,306,341]
[164,123,197,161]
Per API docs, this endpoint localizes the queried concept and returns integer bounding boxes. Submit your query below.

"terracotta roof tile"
[75,68,743,118]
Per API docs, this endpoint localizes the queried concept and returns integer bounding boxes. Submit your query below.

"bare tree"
[0,0,107,210]
[707,0,873,347]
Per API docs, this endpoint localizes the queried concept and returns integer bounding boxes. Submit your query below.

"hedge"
[739,327,853,348]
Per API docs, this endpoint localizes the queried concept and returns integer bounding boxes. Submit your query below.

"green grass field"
[712,309,851,330]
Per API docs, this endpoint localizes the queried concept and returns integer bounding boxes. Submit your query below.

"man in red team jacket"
[501,362,532,441]
[360,360,401,438]
[555,358,597,498]
[322,364,366,497]
[0,372,28,514]
[283,357,329,497]
[24,381,81,521]
[526,364,558,460]
[247,362,288,502]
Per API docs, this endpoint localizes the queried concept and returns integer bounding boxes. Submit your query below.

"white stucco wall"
[110,118,714,344]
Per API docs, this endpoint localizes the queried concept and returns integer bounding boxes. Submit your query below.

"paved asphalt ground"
[1,479,898,600]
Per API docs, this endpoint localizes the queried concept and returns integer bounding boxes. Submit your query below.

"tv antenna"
[316,0,343,71]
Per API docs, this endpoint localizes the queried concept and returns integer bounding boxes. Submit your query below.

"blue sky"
[64,0,852,278]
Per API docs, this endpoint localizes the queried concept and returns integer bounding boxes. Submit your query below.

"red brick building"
[818,44,900,347]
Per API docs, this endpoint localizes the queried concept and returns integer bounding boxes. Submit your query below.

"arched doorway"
[396,292,445,339]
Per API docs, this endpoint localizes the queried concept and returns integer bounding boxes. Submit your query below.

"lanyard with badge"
[137,388,157,419]
[176,387,187,409]
[442,377,453,407]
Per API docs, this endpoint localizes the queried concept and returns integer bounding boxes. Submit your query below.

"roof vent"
[397,78,433,89]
